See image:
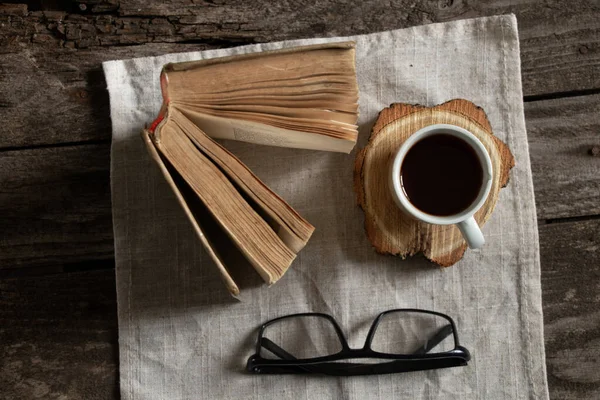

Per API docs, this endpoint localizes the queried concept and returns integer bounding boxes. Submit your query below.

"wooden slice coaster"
[354,99,515,266]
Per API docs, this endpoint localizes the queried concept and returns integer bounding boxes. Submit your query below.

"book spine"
[149,70,170,133]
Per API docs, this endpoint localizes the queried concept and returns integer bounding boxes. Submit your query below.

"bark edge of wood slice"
[354,99,515,266]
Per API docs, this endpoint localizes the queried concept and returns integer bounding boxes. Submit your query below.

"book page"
[177,107,355,153]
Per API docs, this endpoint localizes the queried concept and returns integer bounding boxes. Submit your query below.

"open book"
[143,42,359,295]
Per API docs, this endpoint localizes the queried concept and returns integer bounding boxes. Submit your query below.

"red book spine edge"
[149,71,170,133]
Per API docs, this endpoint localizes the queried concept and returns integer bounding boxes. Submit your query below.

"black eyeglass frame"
[247,309,471,376]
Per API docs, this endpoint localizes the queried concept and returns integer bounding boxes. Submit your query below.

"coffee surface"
[400,133,483,216]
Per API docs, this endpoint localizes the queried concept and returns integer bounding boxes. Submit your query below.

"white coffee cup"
[389,124,493,249]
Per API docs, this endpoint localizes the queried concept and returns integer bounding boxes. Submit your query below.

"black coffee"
[400,134,483,216]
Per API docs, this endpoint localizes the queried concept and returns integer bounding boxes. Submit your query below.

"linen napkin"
[104,14,549,399]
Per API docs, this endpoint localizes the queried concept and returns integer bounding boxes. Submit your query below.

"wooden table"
[0,1,598,399]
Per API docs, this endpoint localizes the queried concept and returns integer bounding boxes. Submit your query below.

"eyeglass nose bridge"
[362,312,387,350]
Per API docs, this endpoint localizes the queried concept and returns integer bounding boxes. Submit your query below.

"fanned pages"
[144,42,358,294]
[152,42,359,153]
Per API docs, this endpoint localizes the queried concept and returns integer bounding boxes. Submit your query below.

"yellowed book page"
[166,45,356,99]
[156,122,296,284]
[169,108,314,252]
[185,104,358,125]
[180,77,357,97]
[175,106,356,153]
[180,107,357,135]
[172,94,358,112]
[165,42,355,72]
[175,84,357,101]
[140,129,240,296]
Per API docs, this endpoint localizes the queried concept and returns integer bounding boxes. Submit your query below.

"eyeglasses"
[247,309,470,376]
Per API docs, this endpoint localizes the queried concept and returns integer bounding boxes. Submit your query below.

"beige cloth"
[104,14,549,399]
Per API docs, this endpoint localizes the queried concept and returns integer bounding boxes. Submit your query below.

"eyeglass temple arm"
[259,338,365,374]
[256,324,458,376]
[260,338,332,374]
[412,324,454,355]
[260,337,298,360]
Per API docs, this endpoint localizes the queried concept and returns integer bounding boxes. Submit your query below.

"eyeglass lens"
[260,315,343,360]
[369,311,455,355]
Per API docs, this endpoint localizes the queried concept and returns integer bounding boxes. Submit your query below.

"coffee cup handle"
[457,217,485,249]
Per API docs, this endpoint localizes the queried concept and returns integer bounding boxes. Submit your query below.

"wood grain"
[0,219,597,400]
[354,100,514,266]
[1,94,597,270]
[0,269,118,400]
[0,43,210,149]
[540,219,600,399]
[0,2,599,398]
[526,94,600,220]
[1,0,599,148]
[0,144,114,270]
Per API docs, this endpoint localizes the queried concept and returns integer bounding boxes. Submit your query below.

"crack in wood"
[0,2,599,397]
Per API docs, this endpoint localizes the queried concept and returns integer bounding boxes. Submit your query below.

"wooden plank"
[0,219,597,399]
[539,219,600,399]
[1,0,599,148]
[0,144,114,269]
[526,94,600,220]
[0,43,210,150]
[2,92,598,268]
[0,93,597,267]
[0,269,118,400]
